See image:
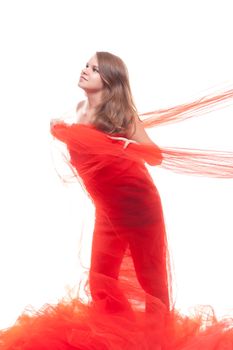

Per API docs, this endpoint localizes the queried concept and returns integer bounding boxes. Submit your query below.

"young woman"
[74,52,170,312]
[1,51,233,350]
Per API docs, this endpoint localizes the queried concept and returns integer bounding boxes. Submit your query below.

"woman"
[1,52,233,350]
[74,52,170,312]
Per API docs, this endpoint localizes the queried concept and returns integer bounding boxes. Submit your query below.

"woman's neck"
[86,91,102,110]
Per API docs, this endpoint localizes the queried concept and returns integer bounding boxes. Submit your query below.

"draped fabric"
[1,89,233,349]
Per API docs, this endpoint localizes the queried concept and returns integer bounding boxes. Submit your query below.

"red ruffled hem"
[0,297,232,350]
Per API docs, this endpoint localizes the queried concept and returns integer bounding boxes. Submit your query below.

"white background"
[0,0,233,329]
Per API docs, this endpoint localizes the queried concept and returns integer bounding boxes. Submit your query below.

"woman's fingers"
[107,136,127,141]
[107,136,138,149]
[50,119,64,128]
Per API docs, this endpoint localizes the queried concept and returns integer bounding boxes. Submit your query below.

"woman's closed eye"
[85,63,99,73]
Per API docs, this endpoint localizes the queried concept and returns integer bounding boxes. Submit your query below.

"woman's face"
[78,55,104,93]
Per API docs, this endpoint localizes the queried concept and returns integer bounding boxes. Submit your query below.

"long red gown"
[0,121,232,350]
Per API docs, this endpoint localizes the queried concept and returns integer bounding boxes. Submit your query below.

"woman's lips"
[80,75,88,81]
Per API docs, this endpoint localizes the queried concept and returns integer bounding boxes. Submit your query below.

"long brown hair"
[93,52,137,136]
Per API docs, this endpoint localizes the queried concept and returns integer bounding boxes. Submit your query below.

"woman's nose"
[82,67,88,75]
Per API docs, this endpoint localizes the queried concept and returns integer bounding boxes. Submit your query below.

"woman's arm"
[126,115,156,145]
[125,116,162,165]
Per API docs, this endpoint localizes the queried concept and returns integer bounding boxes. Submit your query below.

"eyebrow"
[87,62,99,69]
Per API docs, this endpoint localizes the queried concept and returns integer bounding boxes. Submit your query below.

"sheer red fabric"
[1,90,233,349]
[140,88,233,128]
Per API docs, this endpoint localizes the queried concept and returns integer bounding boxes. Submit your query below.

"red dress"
[0,122,232,350]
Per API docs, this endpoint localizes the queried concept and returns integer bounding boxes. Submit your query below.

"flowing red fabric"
[1,89,233,350]
[140,88,233,128]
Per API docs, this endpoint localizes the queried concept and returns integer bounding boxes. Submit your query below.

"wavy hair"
[93,52,137,136]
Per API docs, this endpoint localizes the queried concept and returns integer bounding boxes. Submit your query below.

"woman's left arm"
[125,116,162,165]
[126,115,156,145]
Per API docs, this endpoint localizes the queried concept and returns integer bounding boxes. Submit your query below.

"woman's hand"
[108,136,162,166]
[50,119,64,129]
[107,136,138,149]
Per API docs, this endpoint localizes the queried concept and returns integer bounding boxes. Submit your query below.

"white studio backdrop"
[0,0,232,329]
